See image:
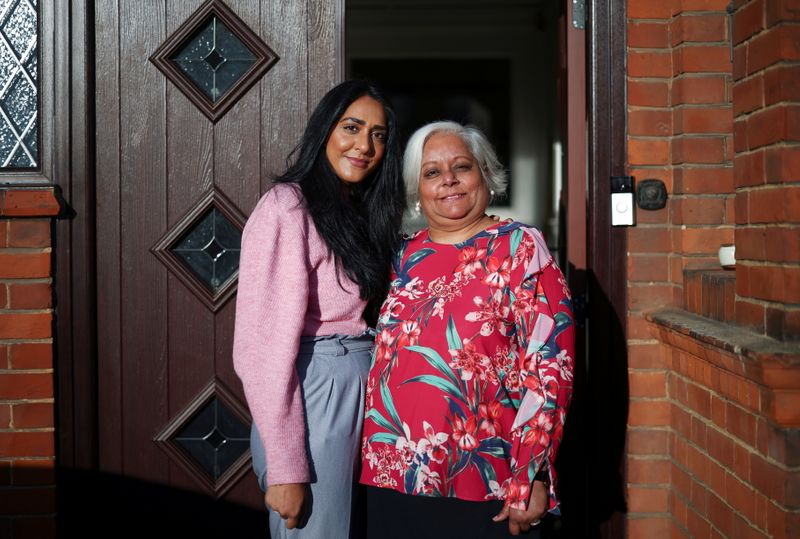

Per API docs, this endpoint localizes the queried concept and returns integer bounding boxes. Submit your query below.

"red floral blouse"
[359,220,575,511]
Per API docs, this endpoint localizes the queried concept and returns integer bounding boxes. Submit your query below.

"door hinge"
[572,0,586,30]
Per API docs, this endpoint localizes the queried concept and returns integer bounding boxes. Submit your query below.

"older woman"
[359,121,575,538]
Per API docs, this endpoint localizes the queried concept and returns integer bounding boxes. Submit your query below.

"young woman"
[233,80,406,539]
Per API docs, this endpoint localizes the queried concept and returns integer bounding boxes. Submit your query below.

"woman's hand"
[492,479,549,535]
[265,483,306,529]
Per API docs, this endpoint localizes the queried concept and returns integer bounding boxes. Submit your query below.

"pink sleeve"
[233,188,311,485]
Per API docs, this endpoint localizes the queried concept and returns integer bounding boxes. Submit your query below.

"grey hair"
[402,120,508,208]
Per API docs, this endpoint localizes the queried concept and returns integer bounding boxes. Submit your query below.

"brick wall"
[0,187,60,538]
[732,0,800,339]
[626,0,800,537]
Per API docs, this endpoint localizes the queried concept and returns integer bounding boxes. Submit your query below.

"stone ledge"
[0,186,61,218]
[648,309,800,427]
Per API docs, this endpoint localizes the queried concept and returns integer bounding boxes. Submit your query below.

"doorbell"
[611,176,635,226]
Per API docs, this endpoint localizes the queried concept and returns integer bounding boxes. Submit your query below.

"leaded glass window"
[0,0,38,169]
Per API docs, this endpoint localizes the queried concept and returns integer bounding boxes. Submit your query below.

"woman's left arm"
[506,231,576,512]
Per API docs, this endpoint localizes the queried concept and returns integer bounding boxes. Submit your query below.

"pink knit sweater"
[233,184,367,486]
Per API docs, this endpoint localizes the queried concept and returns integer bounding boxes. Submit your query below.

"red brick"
[0,373,53,399]
[629,284,674,311]
[629,80,670,107]
[733,74,765,116]
[678,227,734,254]
[630,51,674,78]
[0,252,50,278]
[629,138,671,165]
[0,312,51,339]
[687,382,712,418]
[0,189,60,217]
[628,1,675,19]
[673,75,728,105]
[764,64,800,105]
[749,185,800,223]
[0,405,9,429]
[7,220,50,248]
[733,443,753,483]
[735,118,749,152]
[0,486,55,515]
[11,403,54,429]
[628,486,670,513]
[0,432,54,458]
[12,459,56,487]
[629,109,673,137]
[0,284,6,309]
[735,298,765,331]
[628,427,669,455]
[629,398,671,426]
[629,21,670,48]
[630,371,668,398]
[11,517,56,539]
[747,104,800,149]
[675,45,732,74]
[726,401,758,446]
[765,144,800,183]
[674,106,733,135]
[675,197,727,225]
[627,457,671,484]
[680,0,731,10]
[627,226,671,254]
[627,518,672,536]
[706,492,734,537]
[9,343,52,370]
[749,25,800,75]
[750,454,786,501]
[628,343,664,369]
[628,254,670,281]
[764,226,800,263]
[675,166,734,194]
[733,0,765,44]
[734,42,749,81]
[707,426,736,469]
[7,282,51,310]
[675,13,728,44]
[674,136,727,164]
[734,150,765,187]
[767,0,800,25]
[736,226,767,260]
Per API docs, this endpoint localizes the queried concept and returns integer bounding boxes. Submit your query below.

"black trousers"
[365,486,546,539]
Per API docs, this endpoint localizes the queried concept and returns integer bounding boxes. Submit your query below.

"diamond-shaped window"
[155,380,252,497]
[152,188,246,312]
[150,0,278,122]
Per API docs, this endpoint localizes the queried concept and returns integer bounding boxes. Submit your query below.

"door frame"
[53,0,628,530]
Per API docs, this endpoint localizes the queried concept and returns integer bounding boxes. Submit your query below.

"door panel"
[94,0,341,522]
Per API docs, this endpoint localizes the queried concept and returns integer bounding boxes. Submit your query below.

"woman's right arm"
[233,189,311,487]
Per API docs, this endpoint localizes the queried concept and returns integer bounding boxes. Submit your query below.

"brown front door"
[90,0,341,532]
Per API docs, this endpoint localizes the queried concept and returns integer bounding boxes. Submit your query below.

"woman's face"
[325,95,388,185]
[418,133,489,228]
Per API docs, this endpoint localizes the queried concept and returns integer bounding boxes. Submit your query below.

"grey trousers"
[250,333,373,539]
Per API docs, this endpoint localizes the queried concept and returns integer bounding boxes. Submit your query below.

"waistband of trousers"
[298,328,376,356]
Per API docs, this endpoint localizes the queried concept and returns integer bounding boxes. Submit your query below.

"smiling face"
[325,95,388,185]
[418,132,490,231]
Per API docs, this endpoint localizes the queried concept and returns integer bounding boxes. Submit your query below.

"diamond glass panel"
[173,397,250,481]
[0,0,37,168]
[171,15,256,102]
[171,208,241,293]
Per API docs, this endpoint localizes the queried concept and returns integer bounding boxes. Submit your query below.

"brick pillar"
[0,187,60,538]
[732,0,800,339]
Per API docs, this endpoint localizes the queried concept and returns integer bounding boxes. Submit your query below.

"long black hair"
[274,80,406,325]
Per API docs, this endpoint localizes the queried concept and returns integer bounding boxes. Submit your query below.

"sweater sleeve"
[233,187,311,486]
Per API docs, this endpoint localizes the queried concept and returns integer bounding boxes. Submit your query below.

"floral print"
[359,220,575,511]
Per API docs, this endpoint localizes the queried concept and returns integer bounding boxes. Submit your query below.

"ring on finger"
[531,519,541,526]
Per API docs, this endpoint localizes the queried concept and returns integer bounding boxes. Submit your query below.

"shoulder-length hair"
[402,121,507,209]
[274,80,406,324]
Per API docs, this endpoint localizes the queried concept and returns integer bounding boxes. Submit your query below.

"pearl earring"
[490,190,495,196]
[415,201,421,212]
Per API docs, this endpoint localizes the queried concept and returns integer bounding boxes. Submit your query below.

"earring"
[490,190,495,196]
[415,201,421,213]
